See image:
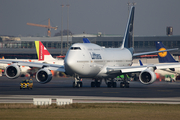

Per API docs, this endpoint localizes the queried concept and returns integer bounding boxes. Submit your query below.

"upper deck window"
[70,47,81,50]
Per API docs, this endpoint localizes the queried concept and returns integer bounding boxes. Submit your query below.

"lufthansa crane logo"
[158,48,167,57]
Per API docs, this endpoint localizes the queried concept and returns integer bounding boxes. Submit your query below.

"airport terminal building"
[0,34,180,59]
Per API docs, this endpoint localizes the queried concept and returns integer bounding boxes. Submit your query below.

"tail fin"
[83,38,91,43]
[35,41,55,61]
[121,6,135,48]
[155,42,178,63]
[139,60,143,66]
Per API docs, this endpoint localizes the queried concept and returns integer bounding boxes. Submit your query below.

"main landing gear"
[104,74,130,88]
[120,74,130,88]
[73,74,83,88]
[105,78,117,88]
[91,79,102,87]
[120,81,129,88]
[72,74,130,88]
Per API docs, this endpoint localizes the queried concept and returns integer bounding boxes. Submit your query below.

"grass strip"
[0,103,180,120]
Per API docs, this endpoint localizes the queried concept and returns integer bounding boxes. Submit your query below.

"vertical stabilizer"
[35,41,55,61]
[139,60,143,66]
[155,42,178,63]
[121,6,135,48]
[83,38,91,43]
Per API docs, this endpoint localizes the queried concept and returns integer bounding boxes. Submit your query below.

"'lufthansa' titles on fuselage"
[90,52,102,59]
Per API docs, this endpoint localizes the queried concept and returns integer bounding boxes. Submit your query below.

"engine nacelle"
[5,64,21,79]
[139,68,156,85]
[36,68,52,84]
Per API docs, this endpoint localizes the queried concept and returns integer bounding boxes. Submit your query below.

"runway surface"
[0,76,180,104]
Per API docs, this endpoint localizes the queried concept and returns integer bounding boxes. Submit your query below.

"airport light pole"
[61,4,64,55]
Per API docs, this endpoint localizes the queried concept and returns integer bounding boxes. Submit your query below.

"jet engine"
[36,68,52,84]
[5,64,21,79]
[139,68,156,85]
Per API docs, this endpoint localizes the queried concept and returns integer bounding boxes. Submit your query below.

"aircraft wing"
[107,65,149,74]
[106,63,180,74]
[133,48,178,57]
[0,59,65,72]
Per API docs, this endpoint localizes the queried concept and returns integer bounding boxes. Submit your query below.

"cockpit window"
[70,47,81,50]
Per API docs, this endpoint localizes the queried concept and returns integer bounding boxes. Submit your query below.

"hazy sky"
[0,0,180,37]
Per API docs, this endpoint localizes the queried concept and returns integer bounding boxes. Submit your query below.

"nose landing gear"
[73,74,83,88]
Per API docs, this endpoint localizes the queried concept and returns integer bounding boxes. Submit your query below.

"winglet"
[83,38,91,43]
[35,41,54,61]
[155,42,178,63]
[121,6,135,49]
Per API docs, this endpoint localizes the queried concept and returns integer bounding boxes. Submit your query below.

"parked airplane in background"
[0,57,38,77]
[156,42,178,63]
[83,38,91,43]
[35,41,64,65]
[0,41,63,77]
[0,6,180,88]
[155,41,180,81]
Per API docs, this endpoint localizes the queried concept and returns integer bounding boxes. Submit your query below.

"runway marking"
[157,90,173,92]
[103,92,119,94]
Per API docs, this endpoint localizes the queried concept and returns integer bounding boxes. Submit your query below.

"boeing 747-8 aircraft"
[0,6,179,88]
[63,6,178,88]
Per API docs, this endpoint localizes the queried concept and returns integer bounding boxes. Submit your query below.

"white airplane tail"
[35,41,55,61]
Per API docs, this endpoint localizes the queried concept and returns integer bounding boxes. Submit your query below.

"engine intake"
[139,68,156,85]
[36,68,52,84]
[5,64,21,79]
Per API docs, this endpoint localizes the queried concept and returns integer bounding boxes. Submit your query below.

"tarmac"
[0,76,180,104]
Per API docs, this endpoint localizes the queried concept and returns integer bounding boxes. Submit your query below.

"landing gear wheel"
[91,82,95,87]
[125,82,129,88]
[112,82,117,88]
[73,82,83,88]
[96,82,101,87]
[73,82,76,88]
[77,82,83,88]
[120,82,129,88]
[120,82,125,88]
[107,82,112,88]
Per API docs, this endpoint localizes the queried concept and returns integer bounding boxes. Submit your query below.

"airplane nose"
[64,53,75,75]
[64,56,72,68]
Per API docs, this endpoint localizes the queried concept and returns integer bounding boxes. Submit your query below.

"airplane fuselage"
[64,43,133,78]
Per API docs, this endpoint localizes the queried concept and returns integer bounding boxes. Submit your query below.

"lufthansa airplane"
[0,6,179,88]
[154,41,180,81]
